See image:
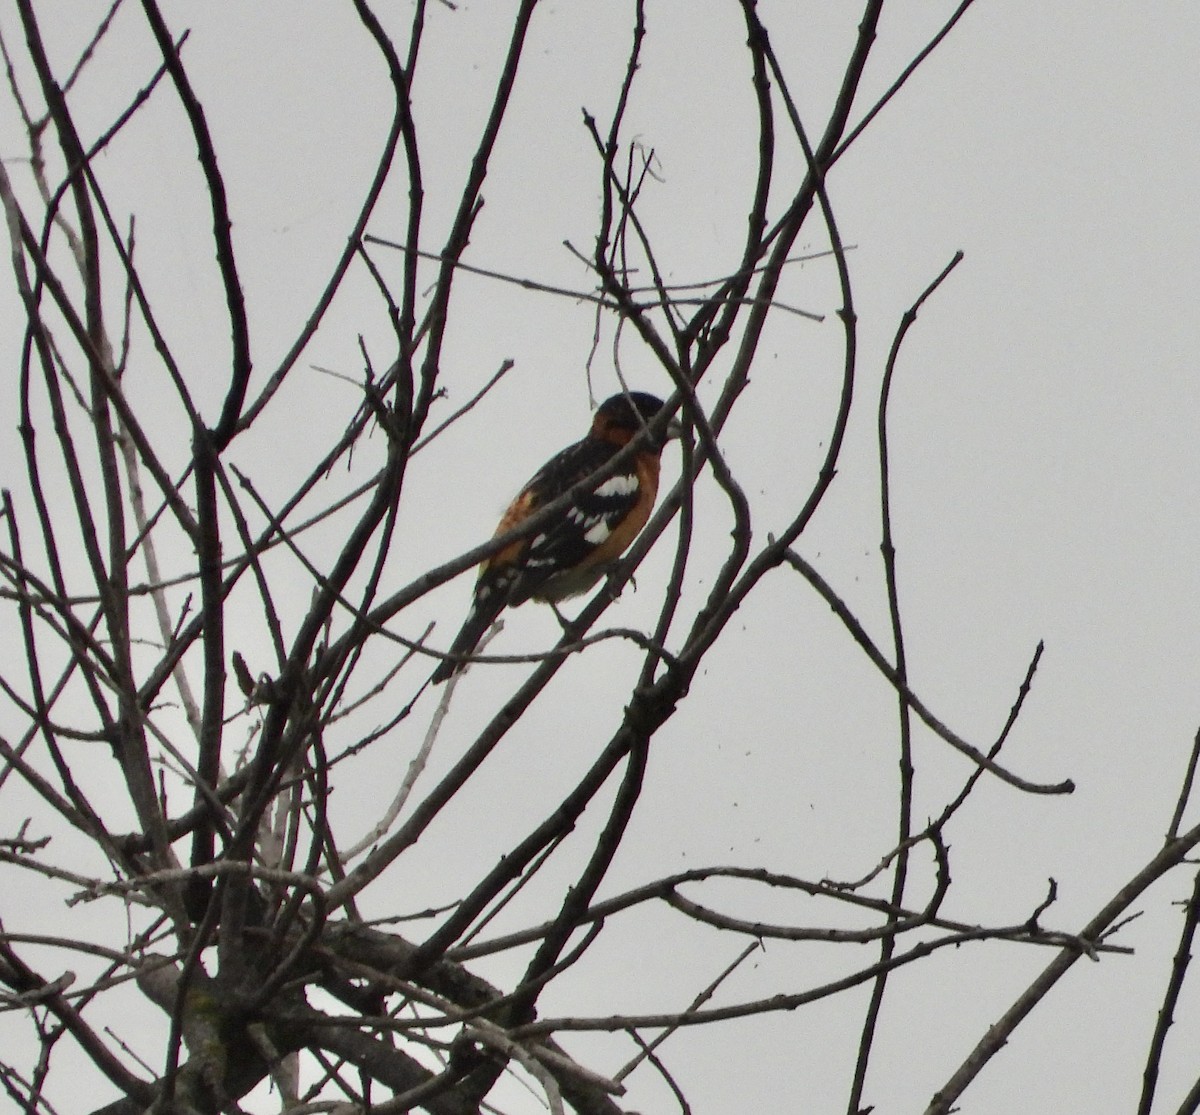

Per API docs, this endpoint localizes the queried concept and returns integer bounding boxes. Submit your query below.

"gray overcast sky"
[1,3,1199,1113]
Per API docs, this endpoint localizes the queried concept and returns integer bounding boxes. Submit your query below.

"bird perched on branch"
[431,391,681,683]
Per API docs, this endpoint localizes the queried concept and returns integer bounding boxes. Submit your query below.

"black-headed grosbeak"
[431,391,680,683]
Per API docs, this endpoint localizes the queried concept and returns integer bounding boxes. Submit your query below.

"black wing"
[500,437,641,605]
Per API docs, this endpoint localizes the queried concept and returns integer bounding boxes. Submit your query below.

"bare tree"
[0,3,1197,1114]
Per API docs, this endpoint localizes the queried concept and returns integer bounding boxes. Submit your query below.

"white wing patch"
[594,473,640,499]
[583,518,612,545]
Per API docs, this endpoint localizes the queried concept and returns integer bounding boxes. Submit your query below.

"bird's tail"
[431,603,499,684]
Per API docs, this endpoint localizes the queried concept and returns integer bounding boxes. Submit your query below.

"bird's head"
[592,391,683,449]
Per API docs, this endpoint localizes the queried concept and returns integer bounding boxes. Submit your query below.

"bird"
[431,391,680,683]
